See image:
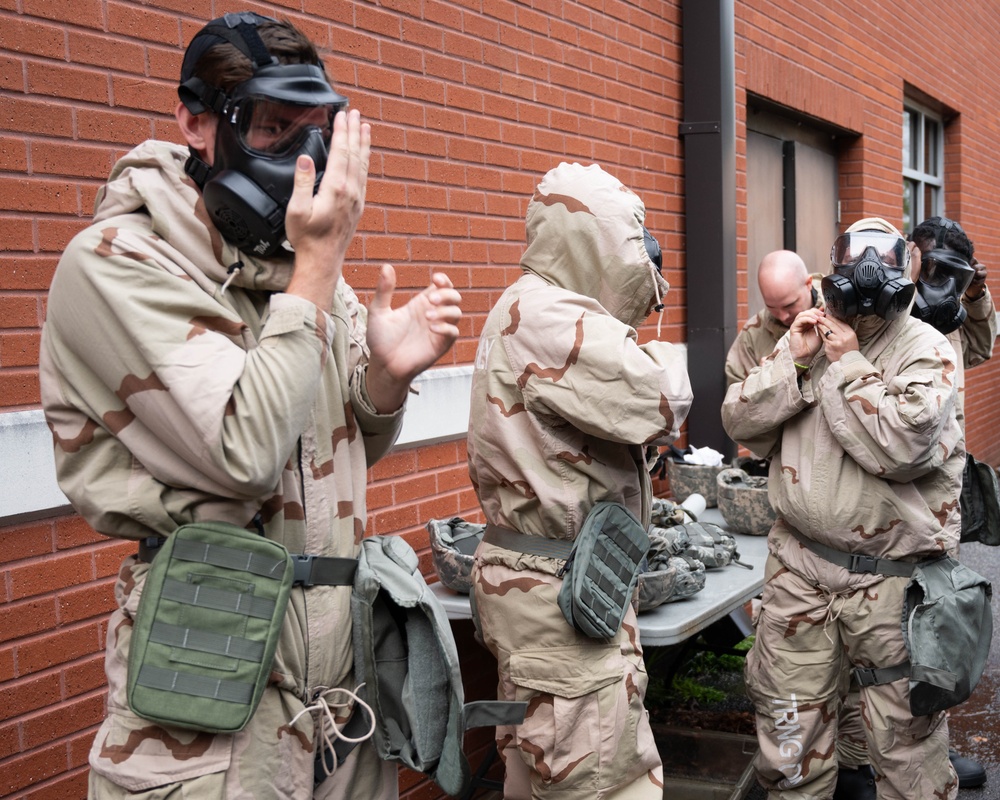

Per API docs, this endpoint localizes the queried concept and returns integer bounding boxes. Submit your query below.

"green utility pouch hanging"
[127,522,294,734]
[557,502,650,639]
[903,556,993,715]
[315,535,526,795]
[850,555,993,716]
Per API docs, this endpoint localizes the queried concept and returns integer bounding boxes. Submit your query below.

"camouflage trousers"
[746,554,957,800]
[472,544,663,799]
[88,585,396,799]
[835,683,868,768]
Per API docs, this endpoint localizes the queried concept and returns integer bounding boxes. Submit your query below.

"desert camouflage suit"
[467,162,693,799]
[837,290,996,772]
[724,275,996,774]
[40,141,401,800]
[722,304,965,800]
[724,275,824,388]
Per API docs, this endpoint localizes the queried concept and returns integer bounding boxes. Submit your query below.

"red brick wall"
[0,2,684,797]
[736,0,1000,459]
[4,1,1000,798]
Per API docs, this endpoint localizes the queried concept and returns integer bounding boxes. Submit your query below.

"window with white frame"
[902,102,944,233]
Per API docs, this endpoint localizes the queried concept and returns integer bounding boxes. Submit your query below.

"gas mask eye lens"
[236,97,342,156]
[920,249,975,294]
[831,231,907,270]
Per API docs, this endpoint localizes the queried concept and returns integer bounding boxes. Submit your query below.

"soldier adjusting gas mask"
[178,13,348,257]
[912,248,976,334]
[822,230,915,321]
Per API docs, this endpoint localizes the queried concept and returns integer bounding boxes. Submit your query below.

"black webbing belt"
[789,530,917,577]
[482,524,575,560]
[137,536,357,586]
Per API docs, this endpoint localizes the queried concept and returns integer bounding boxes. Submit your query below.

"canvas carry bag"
[316,535,525,794]
[557,502,650,639]
[902,556,993,715]
[853,555,993,716]
[960,453,1000,546]
[127,522,295,734]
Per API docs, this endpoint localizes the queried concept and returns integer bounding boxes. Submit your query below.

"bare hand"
[285,109,371,309]
[966,257,989,300]
[907,241,922,283]
[788,307,826,363]
[816,314,858,362]
[365,265,463,413]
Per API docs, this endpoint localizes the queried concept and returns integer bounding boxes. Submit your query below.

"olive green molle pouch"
[127,522,294,734]
[557,502,650,639]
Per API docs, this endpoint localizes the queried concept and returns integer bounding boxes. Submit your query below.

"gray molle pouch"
[557,502,650,639]
[127,522,294,733]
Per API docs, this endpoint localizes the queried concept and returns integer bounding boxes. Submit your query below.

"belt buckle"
[137,536,166,563]
[853,666,880,687]
[292,554,316,586]
[848,553,879,574]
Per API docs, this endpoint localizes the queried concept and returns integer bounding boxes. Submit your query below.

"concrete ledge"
[0,365,475,524]
[395,365,472,448]
[0,410,72,524]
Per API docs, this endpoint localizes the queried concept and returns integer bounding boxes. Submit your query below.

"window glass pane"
[904,109,919,170]
[903,179,915,233]
[923,183,940,220]
[902,103,945,235]
[924,118,940,176]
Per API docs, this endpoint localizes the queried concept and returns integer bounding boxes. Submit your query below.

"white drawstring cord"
[221,261,243,295]
[651,263,665,338]
[290,684,376,779]
[821,591,850,645]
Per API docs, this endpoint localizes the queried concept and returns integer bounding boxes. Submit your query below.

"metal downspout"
[680,0,737,457]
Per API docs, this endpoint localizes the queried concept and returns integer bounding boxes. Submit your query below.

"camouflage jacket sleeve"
[815,334,961,482]
[506,294,692,445]
[721,339,808,458]
[724,311,774,387]
[959,287,997,369]
[43,227,338,500]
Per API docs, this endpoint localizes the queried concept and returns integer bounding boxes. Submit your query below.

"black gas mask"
[912,248,976,334]
[178,13,348,257]
[822,230,915,321]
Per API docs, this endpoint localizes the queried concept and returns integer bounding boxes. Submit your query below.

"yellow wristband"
[793,361,810,371]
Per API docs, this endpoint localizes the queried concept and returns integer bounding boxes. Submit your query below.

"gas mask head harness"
[643,226,665,311]
[910,217,976,334]
[178,12,348,257]
[822,226,914,321]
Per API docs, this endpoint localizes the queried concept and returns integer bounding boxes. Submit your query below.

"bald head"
[757,250,813,327]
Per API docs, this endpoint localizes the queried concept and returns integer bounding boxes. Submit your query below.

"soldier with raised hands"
[41,12,461,799]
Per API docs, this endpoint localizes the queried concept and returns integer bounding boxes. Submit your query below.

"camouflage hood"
[468,163,692,541]
[521,162,669,330]
[93,140,295,292]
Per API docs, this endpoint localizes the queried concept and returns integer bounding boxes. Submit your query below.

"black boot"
[951,750,987,789]
[833,764,876,800]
